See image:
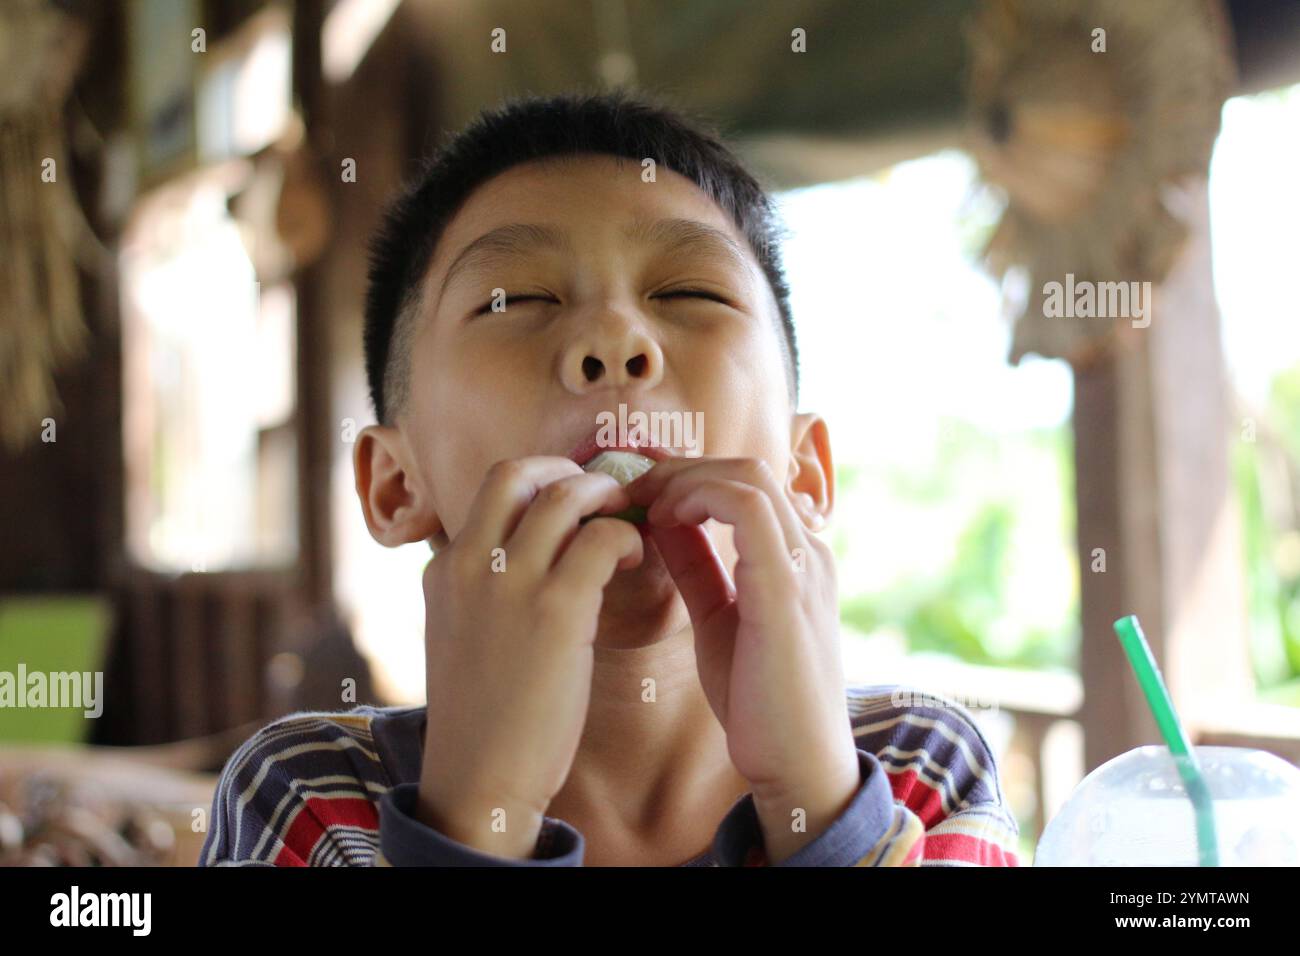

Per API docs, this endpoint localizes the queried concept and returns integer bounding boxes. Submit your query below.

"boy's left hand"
[626,456,863,862]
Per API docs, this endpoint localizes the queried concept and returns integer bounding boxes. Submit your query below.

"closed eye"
[654,289,730,305]
[474,289,729,315]
[474,294,554,316]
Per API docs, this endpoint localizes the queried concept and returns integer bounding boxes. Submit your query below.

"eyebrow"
[437,217,753,297]
[439,223,573,295]
[623,217,753,276]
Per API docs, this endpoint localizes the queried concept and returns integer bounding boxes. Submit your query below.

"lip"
[566,425,680,468]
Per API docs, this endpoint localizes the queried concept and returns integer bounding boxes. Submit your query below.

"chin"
[592,543,688,647]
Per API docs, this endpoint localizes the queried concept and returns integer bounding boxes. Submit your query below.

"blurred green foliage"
[1233,361,1300,702]
[836,419,1079,672]
[835,359,1300,704]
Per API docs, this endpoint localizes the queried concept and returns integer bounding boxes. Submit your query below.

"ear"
[353,424,448,551]
[786,412,834,532]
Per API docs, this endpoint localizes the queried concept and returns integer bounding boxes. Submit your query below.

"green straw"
[1113,615,1220,866]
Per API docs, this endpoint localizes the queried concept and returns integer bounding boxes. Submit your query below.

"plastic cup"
[1034,744,1300,866]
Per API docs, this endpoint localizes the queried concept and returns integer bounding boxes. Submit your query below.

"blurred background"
[2,0,1299,866]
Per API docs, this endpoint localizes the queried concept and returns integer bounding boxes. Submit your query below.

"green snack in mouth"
[581,450,655,524]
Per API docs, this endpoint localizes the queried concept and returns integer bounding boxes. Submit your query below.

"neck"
[547,620,745,833]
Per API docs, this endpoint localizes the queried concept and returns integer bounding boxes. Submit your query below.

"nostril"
[582,356,604,382]
[625,354,647,377]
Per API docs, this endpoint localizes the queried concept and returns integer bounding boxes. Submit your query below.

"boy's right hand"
[413,456,644,859]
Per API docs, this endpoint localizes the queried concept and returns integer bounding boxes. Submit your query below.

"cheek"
[418,343,551,539]
[685,323,790,459]
[409,357,500,539]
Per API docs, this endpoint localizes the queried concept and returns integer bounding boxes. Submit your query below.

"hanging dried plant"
[0,0,91,453]
[965,0,1236,367]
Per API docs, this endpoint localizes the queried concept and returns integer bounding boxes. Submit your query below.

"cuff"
[710,748,896,866]
[377,783,584,866]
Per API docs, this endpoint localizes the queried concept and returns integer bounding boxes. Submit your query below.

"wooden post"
[1072,178,1253,772]
[292,1,334,611]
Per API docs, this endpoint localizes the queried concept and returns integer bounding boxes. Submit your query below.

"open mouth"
[582,449,656,484]
[566,428,678,468]
[578,449,656,526]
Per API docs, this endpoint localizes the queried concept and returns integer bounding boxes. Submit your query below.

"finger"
[653,478,796,581]
[549,516,645,597]
[634,457,805,550]
[507,472,631,571]
[625,456,695,502]
[458,457,585,554]
[647,523,735,627]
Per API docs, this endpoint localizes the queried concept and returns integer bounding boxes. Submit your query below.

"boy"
[199,89,1020,867]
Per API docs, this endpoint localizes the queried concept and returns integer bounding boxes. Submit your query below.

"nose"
[559,306,664,394]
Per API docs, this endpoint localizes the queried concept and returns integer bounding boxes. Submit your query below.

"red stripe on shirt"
[275,796,380,866]
[923,831,1020,866]
[885,766,949,829]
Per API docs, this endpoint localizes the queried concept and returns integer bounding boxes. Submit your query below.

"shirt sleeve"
[373,783,584,866]
[199,712,395,867]
[711,733,1022,867]
[198,721,303,867]
[877,693,1023,866]
[711,747,919,866]
[197,712,585,867]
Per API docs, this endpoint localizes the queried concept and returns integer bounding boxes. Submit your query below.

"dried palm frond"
[965,0,1236,366]
[0,0,90,453]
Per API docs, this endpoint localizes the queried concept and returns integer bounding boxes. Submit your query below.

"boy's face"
[358,153,832,643]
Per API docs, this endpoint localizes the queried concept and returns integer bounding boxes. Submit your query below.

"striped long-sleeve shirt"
[198,683,1021,866]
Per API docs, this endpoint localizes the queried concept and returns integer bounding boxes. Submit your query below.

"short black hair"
[362,87,798,426]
